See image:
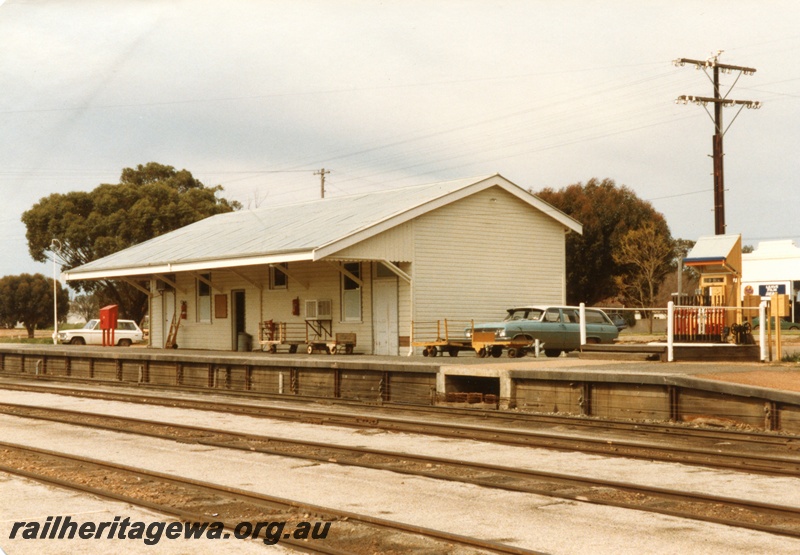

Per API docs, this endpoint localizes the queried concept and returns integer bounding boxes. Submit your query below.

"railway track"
[2,401,800,538]
[1,379,798,477]
[0,441,539,555]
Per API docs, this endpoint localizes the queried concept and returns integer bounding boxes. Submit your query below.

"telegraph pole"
[674,51,761,235]
[314,168,330,198]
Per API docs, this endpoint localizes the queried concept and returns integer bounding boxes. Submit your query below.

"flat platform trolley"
[306,332,357,355]
[304,318,356,355]
[412,319,532,358]
[469,331,532,358]
[258,320,306,353]
[411,319,475,357]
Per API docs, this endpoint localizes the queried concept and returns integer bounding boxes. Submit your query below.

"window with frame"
[197,273,211,322]
[270,263,288,290]
[545,308,562,323]
[341,262,361,322]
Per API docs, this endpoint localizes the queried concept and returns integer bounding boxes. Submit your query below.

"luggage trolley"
[469,331,532,358]
[411,319,474,357]
[304,318,356,355]
[259,320,306,353]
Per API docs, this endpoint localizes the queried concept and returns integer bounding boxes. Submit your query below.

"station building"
[63,174,581,354]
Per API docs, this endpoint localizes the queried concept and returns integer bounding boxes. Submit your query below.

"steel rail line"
[3,402,800,538]
[0,380,798,477]
[0,441,540,555]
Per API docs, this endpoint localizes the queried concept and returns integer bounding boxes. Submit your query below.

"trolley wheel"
[491,346,502,358]
[330,345,337,355]
[307,345,314,354]
[269,344,277,354]
[422,347,429,357]
[289,344,298,354]
[448,347,458,357]
[507,347,517,358]
[477,347,487,358]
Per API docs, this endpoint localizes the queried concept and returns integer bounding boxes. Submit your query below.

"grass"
[782,352,800,363]
[0,337,55,344]
[0,323,85,344]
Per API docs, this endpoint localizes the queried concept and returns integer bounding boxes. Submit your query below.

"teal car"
[750,317,799,331]
[468,306,619,357]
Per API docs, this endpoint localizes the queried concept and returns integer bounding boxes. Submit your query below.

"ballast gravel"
[0,389,799,554]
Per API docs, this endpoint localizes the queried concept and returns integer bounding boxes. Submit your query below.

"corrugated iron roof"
[64,174,580,280]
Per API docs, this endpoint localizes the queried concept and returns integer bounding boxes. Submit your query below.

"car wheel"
[544,349,562,358]
[70,337,85,345]
[790,326,799,331]
[507,348,517,358]
[117,339,132,347]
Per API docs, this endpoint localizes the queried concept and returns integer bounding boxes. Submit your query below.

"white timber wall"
[148,262,375,352]
[412,186,567,325]
[166,270,264,351]
[259,260,374,353]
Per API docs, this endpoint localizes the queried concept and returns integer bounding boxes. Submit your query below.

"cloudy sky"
[1,1,798,283]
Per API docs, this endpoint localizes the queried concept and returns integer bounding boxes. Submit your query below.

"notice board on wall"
[215,294,228,318]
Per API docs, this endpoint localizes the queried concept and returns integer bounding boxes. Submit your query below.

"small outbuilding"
[63,174,581,354]
[741,239,800,323]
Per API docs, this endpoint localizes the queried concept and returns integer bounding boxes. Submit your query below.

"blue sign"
[758,284,786,296]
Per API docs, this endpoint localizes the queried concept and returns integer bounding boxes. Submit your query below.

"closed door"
[372,279,398,355]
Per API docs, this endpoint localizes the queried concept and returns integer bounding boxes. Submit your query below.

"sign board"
[759,283,787,297]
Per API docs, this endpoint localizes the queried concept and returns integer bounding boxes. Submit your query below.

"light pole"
[50,239,62,345]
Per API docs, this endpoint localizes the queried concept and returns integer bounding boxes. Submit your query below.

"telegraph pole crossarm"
[673,52,761,236]
[314,168,330,199]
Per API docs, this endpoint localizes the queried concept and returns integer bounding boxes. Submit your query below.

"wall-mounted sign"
[759,284,786,296]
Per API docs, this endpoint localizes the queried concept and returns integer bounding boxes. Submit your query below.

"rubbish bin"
[237,332,252,352]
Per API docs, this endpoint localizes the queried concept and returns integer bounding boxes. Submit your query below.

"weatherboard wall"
[411,186,567,325]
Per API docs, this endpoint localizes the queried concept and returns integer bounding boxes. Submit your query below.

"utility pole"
[314,168,330,198]
[674,51,761,235]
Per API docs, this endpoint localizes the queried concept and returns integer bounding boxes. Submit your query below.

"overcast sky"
[1,1,798,284]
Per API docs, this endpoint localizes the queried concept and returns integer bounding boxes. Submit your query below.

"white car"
[58,319,144,346]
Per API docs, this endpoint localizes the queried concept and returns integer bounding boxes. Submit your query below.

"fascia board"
[63,251,315,281]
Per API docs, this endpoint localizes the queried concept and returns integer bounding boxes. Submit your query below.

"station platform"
[1,344,800,433]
